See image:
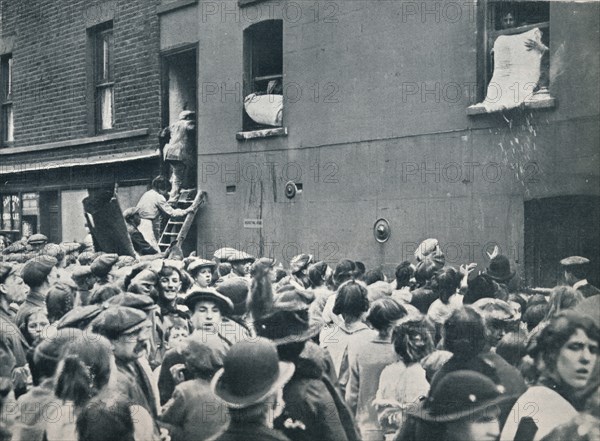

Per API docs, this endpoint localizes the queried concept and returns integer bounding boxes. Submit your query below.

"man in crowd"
[124,207,159,256]
[561,256,600,298]
[16,255,58,328]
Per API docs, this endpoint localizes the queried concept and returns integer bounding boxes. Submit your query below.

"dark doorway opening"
[525,195,600,288]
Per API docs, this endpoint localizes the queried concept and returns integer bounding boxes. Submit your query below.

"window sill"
[157,0,198,14]
[236,127,288,141]
[466,95,556,116]
[0,128,149,155]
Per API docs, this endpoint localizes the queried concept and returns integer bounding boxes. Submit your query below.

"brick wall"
[0,0,161,167]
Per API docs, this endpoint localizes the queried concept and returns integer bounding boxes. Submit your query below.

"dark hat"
[106,293,155,312]
[407,370,515,422]
[90,254,119,278]
[0,263,17,283]
[256,308,321,345]
[123,207,141,222]
[333,259,356,285]
[78,251,100,266]
[27,234,48,245]
[289,254,313,274]
[187,259,217,275]
[560,256,590,267]
[34,328,85,366]
[211,338,295,408]
[182,333,227,375]
[184,287,234,315]
[56,305,103,330]
[91,306,148,337]
[486,255,515,282]
[89,284,121,305]
[215,278,249,316]
[22,255,58,286]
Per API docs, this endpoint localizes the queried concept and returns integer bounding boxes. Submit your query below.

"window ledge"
[0,128,149,155]
[467,96,556,116]
[236,127,288,141]
[157,0,198,14]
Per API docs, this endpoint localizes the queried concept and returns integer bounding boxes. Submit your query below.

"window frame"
[88,21,115,134]
[242,19,283,132]
[1,54,14,146]
[476,0,551,105]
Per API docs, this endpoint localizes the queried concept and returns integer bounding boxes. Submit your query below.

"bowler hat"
[184,287,234,315]
[22,255,58,286]
[90,254,119,278]
[211,338,295,408]
[486,255,515,282]
[407,370,515,422]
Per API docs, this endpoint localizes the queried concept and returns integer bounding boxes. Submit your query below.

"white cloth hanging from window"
[244,93,283,127]
[478,28,543,112]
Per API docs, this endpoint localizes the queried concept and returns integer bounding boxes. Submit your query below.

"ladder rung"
[168,221,185,225]
[163,232,179,236]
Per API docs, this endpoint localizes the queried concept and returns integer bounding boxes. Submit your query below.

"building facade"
[159,0,599,286]
[0,0,162,243]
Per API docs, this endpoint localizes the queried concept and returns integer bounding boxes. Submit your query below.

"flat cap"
[70,265,92,280]
[214,248,255,263]
[27,234,48,245]
[21,255,58,286]
[91,253,119,277]
[106,293,155,311]
[560,256,590,267]
[91,306,148,337]
[56,305,103,330]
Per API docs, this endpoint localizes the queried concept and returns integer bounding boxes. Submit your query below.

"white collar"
[573,279,589,290]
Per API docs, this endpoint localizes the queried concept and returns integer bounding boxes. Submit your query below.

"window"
[91,22,114,131]
[471,1,552,113]
[243,20,283,131]
[1,54,13,145]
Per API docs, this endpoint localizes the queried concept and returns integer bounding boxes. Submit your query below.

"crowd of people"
[0,233,598,441]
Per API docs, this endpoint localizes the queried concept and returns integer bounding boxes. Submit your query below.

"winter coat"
[344,330,398,441]
[275,341,361,441]
[161,377,229,441]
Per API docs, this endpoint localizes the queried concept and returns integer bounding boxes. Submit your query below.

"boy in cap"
[16,255,59,328]
[208,338,294,441]
[89,253,119,291]
[561,256,600,298]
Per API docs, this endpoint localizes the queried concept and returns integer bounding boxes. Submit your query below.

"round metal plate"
[374,218,391,243]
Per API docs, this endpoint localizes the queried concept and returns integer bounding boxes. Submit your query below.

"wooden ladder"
[158,189,206,255]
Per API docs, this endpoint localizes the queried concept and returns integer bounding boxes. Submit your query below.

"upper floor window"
[1,54,13,145]
[470,1,552,113]
[243,20,283,131]
[91,22,114,131]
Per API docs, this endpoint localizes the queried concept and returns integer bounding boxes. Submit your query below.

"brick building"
[0,0,162,243]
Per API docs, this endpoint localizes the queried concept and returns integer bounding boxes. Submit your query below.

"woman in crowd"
[501,311,599,441]
[186,259,216,289]
[319,280,371,377]
[391,261,413,305]
[156,262,190,330]
[307,261,335,325]
[46,332,156,441]
[375,314,434,440]
[344,298,407,441]
[427,267,462,343]
[402,370,516,441]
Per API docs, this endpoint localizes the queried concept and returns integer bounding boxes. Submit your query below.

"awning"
[0,150,159,175]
